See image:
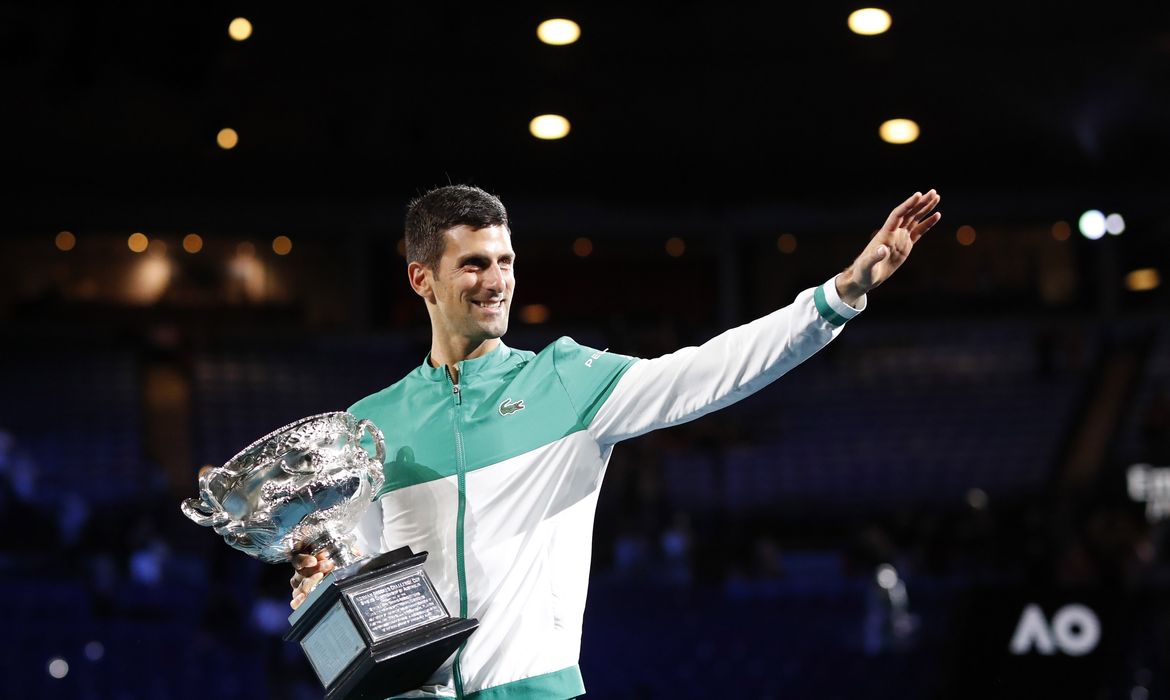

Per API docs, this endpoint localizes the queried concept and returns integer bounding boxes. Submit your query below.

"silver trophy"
[181,412,477,700]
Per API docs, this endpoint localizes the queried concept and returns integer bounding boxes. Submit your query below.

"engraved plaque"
[301,603,366,687]
[346,570,446,643]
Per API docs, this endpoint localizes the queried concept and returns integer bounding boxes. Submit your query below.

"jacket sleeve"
[587,275,865,445]
[551,337,639,427]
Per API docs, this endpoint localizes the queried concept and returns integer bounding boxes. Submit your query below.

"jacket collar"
[419,341,511,382]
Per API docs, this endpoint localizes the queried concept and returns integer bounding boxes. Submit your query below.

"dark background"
[2,3,1169,699]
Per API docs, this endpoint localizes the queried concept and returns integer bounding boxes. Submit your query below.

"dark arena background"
[3,3,1170,699]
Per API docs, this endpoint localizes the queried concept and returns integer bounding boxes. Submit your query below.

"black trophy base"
[285,547,478,700]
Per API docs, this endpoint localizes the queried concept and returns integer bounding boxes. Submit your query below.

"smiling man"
[291,184,942,699]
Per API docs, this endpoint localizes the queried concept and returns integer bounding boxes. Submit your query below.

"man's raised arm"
[587,190,941,445]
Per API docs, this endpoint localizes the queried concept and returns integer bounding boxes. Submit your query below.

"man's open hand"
[836,189,941,305]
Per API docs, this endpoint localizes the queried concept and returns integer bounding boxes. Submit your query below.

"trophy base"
[286,547,478,700]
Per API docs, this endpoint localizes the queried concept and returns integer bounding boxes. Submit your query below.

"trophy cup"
[181,411,477,700]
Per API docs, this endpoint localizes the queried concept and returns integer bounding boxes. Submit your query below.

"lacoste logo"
[499,398,525,416]
[584,348,609,368]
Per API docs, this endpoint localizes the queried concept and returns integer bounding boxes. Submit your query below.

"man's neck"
[429,337,501,384]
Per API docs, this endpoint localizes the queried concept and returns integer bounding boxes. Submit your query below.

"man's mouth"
[473,299,505,310]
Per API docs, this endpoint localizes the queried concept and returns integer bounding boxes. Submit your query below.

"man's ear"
[407,261,436,303]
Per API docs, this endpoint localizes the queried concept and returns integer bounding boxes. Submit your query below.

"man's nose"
[482,263,506,292]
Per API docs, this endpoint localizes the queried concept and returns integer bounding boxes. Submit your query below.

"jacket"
[349,276,864,699]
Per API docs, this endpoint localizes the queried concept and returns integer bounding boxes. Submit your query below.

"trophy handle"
[356,418,386,465]
[181,497,231,528]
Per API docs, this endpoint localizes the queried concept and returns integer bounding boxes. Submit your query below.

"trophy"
[181,411,477,700]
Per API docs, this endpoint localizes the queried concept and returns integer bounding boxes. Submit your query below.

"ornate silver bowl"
[181,411,385,565]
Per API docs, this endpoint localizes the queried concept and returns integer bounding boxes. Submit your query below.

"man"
[291,184,942,699]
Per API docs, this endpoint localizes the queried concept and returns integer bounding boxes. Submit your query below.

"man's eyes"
[462,259,513,270]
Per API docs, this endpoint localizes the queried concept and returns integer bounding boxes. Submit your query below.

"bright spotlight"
[848,8,892,35]
[127,232,149,253]
[537,19,581,45]
[217,128,239,150]
[529,114,571,140]
[47,658,69,679]
[1078,210,1106,240]
[229,17,253,42]
[1105,213,1126,236]
[183,234,203,254]
[876,564,899,590]
[879,118,919,144]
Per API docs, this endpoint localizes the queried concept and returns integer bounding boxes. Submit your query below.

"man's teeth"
[474,301,503,308]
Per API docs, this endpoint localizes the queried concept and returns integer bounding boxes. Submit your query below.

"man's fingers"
[902,189,938,229]
[290,568,329,609]
[883,191,922,232]
[914,190,940,221]
[910,211,942,242]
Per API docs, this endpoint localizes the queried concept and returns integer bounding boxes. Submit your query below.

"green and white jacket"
[349,276,863,699]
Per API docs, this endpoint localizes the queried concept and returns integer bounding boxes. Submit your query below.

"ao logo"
[1009,604,1100,656]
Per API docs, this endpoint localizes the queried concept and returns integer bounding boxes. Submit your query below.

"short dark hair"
[404,185,510,269]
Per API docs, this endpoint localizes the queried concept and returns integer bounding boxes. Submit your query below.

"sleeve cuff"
[813,275,866,326]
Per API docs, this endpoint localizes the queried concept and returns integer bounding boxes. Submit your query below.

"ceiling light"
[529,114,570,140]
[128,232,149,253]
[848,8,892,36]
[55,231,76,251]
[229,17,252,42]
[1078,210,1106,240]
[217,128,239,150]
[1125,268,1160,292]
[537,19,580,46]
[1105,213,1125,236]
[879,118,919,144]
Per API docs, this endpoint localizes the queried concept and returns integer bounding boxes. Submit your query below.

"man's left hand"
[836,189,942,306]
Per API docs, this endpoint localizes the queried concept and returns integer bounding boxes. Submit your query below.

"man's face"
[427,224,516,344]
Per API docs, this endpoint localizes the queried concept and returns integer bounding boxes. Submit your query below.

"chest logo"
[499,397,526,416]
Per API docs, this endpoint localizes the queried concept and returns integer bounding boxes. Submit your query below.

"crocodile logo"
[499,398,525,416]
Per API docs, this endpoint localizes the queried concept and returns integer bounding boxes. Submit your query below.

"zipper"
[445,364,468,698]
